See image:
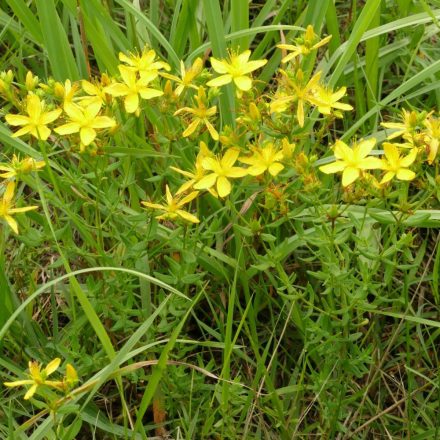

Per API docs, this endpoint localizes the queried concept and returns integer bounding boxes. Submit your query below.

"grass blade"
[35,0,80,80]
[202,0,235,127]
[328,0,381,87]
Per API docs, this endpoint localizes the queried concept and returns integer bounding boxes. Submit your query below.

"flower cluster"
[0,26,438,232]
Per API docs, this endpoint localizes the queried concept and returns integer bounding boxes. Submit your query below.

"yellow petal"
[194,173,217,190]
[332,102,353,111]
[84,101,102,119]
[356,138,376,158]
[206,74,233,88]
[139,71,158,83]
[342,167,360,186]
[176,209,200,223]
[45,358,61,376]
[276,44,298,51]
[4,181,15,204]
[8,206,38,214]
[183,119,201,138]
[268,162,284,176]
[241,59,267,74]
[5,114,30,126]
[90,116,116,129]
[0,171,15,178]
[119,52,134,66]
[119,66,136,86]
[169,166,194,179]
[396,169,415,181]
[24,383,38,400]
[358,157,383,170]
[64,103,84,121]
[233,75,252,91]
[80,127,97,145]
[11,126,32,138]
[210,57,229,74]
[141,201,166,210]
[383,142,399,165]
[55,123,81,135]
[221,148,240,168]
[246,165,266,176]
[176,180,195,195]
[281,51,301,63]
[139,88,163,100]
[297,100,305,127]
[82,80,98,95]
[26,94,42,119]
[216,176,231,197]
[178,191,199,206]
[124,94,139,113]
[41,109,62,125]
[313,34,332,49]
[226,167,248,178]
[65,364,78,384]
[237,50,252,65]
[3,380,34,387]
[400,148,418,167]
[201,157,217,171]
[104,83,129,97]
[205,120,219,140]
[165,185,173,205]
[427,139,439,164]
[32,126,51,141]
[319,161,345,174]
[333,140,352,160]
[380,171,395,184]
[4,214,18,234]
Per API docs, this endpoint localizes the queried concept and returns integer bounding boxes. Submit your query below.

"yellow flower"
[0,181,38,234]
[161,58,203,96]
[424,116,440,164]
[194,148,247,197]
[142,185,200,223]
[54,79,79,107]
[239,143,284,176]
[0,154,45,179]
[171,141,213,194]
[118,47,170,82]
[207,50,267,93]
[4,358,62,400]
[277,25,332,63]
[270,69,322,127]
[380,143,417,184]
[5,94,62,140]
[104,66,163,114]
[319,139,382,187]
[55,101,116,146]
[80,74,112,107]
[381,109,424,140]
[310,85,353,117]
[174,87,219,140]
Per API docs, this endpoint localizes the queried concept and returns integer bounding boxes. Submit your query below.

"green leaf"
[35,0,80,80]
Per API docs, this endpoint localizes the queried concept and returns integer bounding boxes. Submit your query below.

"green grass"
[0,0,440,438]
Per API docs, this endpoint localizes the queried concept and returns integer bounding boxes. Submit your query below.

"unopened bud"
[249,102,261,121]
[25,71,39,91]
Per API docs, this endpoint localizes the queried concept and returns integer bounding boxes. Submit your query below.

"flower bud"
[249,102,261,122]
[25,71,39,91]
